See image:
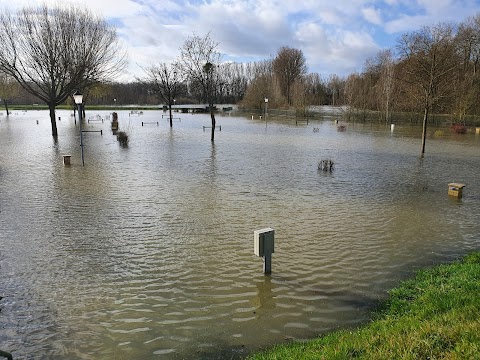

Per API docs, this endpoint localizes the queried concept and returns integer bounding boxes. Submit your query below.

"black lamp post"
[264,97,268,126]
[73,91,84,166]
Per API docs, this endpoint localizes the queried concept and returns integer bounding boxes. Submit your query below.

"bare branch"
[0,4,127,136]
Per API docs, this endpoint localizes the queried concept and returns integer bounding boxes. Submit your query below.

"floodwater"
[1,109,479,359]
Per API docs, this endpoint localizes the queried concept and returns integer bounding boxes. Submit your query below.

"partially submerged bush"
[452,124,467,134]
[117,131,128,146]
[318,159,334,172]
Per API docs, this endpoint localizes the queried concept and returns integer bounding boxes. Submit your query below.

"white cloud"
[2,0,479,80]
[383,0,479,34]
[76,0,144,17]
[296,20,379,76]
[362,7,382,25]
[0,0,146,17]
[384,14,430,33]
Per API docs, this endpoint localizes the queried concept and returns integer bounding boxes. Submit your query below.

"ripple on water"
[1,111,479,359]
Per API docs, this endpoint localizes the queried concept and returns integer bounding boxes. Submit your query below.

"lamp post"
[73,91,84,166]
[264,98,268,126]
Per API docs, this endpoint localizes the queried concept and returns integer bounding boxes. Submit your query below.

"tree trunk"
[421,100,429,157]
[287,82,291,106]
[48,104,58,137]
[3,99,9,116]
[210,104,216,142]
[385,98,390,125]
[169,104,173,127]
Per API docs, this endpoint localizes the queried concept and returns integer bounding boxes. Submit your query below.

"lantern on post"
[73,91,84,166]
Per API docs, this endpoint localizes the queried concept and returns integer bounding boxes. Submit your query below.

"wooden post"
[263,230,274,275]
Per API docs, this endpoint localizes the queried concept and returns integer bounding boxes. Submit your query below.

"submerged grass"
[249,252,480,360]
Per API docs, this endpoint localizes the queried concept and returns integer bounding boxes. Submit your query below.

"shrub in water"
[117,131,128,146]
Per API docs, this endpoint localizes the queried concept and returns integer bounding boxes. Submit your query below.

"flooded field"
[1,109,479,359]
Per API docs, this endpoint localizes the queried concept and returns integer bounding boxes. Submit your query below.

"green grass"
[249,252,480,360]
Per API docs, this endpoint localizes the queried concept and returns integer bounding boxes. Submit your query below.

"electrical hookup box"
[254,228,275,257]
[448,183,465,198]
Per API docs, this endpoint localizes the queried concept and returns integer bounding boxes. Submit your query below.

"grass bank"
[249,252,480,359]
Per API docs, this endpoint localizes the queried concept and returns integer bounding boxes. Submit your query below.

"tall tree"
[215,62,248,103]
[344,72,364,120]
[143,63,182,127]
[178,33,221,142]
[292,76,309,115]
[240,60,276,110]
[327,74,344,106]
[454,14,480,121]
[357,60,380,121]
[0,4,125,137]
[304,73,329,105]
[241,74,275,110]
[397,23,458,156]
[369,49,397,124]
[272,47,307,106]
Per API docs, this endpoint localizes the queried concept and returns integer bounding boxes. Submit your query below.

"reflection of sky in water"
[1,110,479,359]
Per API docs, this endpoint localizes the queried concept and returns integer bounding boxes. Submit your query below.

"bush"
[116,131,128,147]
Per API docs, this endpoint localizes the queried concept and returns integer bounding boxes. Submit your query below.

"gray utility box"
[254,228,275,257]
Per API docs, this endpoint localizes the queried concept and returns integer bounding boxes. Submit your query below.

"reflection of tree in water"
[251,277,276,314]
[207,143,217,181]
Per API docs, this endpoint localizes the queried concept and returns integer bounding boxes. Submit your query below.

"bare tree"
[304,73,329,105]
[272,47,307,106]
[327,74,344,106]
[246,59,273,81]
[215,62,248,103]
[397,23,458,156]
[356,61,379,121]
[241,74,274,110]
[0,71,20,115]
[344,72,363,120]
[178,33,221,142]
[453,14,480,121]
[292,76,310,115]
[239,59,275,109]
[371,49,397,124]
[0,4,126,137]
[143,63,182,127]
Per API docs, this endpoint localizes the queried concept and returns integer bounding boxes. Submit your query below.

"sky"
[2,0,480,82]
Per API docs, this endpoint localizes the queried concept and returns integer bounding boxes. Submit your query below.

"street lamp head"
[73,91,83,105]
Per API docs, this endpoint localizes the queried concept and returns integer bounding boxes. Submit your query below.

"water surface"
[1,110,479,359]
